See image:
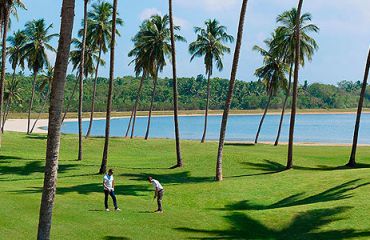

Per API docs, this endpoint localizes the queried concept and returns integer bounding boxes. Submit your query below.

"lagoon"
[60,113,370,144]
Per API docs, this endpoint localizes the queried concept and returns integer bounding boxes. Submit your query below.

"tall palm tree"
[0,0,26,145]
[1,77,22,131]
[253,36,288,144]
[286,0,304,170]
[85,0,122,138]
[29,66,53,133]
[130,15,184,140]
[77,0,88,161]
[273,8,319,146]
[99,0,117,174]
[189,19,234,143]
[22,18,57,135]
[216,0,249,181]
[37,0,75,238]
[169,0,183,167]
[347,48,370,167]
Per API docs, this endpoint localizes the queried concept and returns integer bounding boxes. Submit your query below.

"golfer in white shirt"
[103,169,121,211]
[148,176,164,213]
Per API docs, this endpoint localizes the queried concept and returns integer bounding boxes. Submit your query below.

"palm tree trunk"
[169,0,183,167]
[130,73,145,138]
[27,70,39,135]
[61,73,79,123]
[85,45,103,138]
[30,90,50,133]
[0,8,10,145]
[255,87,273,144]
[216,0,249,181]
[286,0,304,170]
[99,0,117,174]
[347,49,370,167]
[37,0,75,238]
[1,95,11,132]
[274,63,293,146]
[145,73,158,140]
[201,72,212,143]
[78,0,88,161]
[124,106,135,137]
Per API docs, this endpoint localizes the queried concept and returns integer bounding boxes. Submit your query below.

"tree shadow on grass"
[0,155,24,161]
[26,134,47,140]
[122,171,212,185]
[176,207,370,239]
[221,179,369,211]
[9,183,150,197]
[103,236,131,240]
[0,161,78,177]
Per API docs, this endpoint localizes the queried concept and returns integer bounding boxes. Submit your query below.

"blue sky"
[11,0,370,84]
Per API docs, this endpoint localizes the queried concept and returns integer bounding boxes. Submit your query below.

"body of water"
[60,113,370,144]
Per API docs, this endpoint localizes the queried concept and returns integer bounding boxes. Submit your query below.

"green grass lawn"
[1,132,370,239]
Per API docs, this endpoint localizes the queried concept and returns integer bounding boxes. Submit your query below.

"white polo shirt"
[103,174,114,190]
[151,179,163,191]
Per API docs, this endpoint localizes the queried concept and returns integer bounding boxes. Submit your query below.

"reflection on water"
[60,113,370,144]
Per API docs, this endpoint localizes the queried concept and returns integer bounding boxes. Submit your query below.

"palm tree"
[22,18,57,135]
[29,66,53,133]
[77,0,88,161]
[0,0,26,145]
[253,36,288,144]
[347,48,370,167]
[216,0,249,181]
[189,19,234,143]
[37,0,75,238]
[286,0,304,169]
[99,0,117,174]
[273,8,319,146]
[85,0,122,138]
[130,15,185,140]
[1,78,22,131]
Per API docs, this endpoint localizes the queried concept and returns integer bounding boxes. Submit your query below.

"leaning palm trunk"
[37,0,75,238]
[0,8,10,144]
[286,0,304,170]
[255,87,273,144]
[124,106,135,137]
[130,74,145,138]
[61,73,79,123]
[145,73,158,140]
[78,0,88,161]
[347,48,370,167]
[201,72,212,143]
[216,0,249,181]
[85,45,103,138]
[30,90,50,133]
[1,96,11,132]
[27,70,39,134]
[99,0,117,174]
[274,63,293,146]
[169,0,183,167]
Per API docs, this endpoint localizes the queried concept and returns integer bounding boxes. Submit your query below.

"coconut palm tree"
[286,0,304,169]
[99,0,117,174]
[216,0,249,181]
[1,78,22,131]
[189,19,234,143]
[273,8,319,146]
[37,0,75,238]
[85,0,122,138]
[21,18,57,135]
[0,0,26,145]
[347,48,370,167]
[130,15,185,140]
[253,37,288,144]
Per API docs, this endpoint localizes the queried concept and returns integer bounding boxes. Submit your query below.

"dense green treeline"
[5,73,369,113]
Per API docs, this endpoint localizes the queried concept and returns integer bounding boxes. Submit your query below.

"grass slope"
[0,132,370,239]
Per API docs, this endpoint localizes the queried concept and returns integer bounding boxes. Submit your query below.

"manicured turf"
[1,132,370,239]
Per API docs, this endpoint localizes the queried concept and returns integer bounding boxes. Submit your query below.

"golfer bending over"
[103,169,121,211]
[148,176,164,213]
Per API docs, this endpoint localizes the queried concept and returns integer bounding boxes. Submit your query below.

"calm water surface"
[60,113,370,144]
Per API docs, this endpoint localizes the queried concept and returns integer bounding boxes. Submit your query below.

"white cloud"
[176,0,239,12]
[139,8,162,21]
